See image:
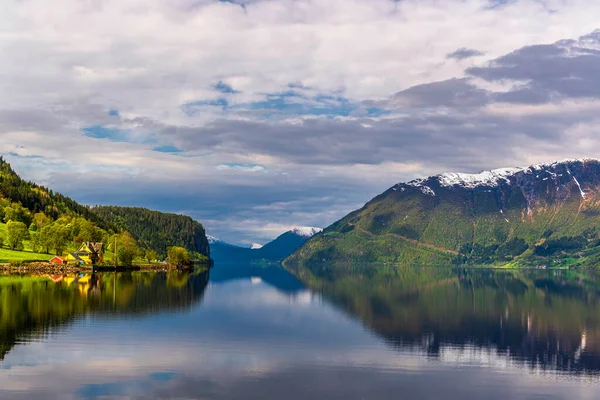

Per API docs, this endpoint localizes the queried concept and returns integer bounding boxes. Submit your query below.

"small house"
[65,253,85,265]
[64,242,105,265]
[49,256,67,265]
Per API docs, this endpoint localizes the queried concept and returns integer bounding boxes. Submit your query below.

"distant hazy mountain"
[258,227,322,261]
[287,159,600,269]
[210,227,322,264]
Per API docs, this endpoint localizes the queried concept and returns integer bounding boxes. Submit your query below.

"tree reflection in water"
[0,268,210,360]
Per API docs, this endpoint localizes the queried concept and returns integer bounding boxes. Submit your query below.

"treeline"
[91,206,210,258]
[0,158,112,230]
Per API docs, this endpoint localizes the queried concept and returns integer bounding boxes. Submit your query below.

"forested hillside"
[0,158,111,230]
[91,206,210,258]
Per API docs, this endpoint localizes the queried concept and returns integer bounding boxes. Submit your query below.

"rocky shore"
[0,262,189,274]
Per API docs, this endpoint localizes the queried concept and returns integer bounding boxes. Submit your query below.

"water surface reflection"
[0,265,598,399]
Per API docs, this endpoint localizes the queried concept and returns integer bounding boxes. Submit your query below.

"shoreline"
[0,261,211,274]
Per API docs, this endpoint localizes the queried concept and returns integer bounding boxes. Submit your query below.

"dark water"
[1,265,600,399]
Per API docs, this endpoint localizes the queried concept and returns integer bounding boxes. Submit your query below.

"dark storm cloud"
[446,48,485,60]
[467,30,600,103]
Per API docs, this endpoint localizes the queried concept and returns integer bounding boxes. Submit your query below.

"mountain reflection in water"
[1,265,600,399]
[316,267,600,375]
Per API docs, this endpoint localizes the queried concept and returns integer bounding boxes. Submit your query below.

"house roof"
[69,253,83,261]
[84,242,104,253]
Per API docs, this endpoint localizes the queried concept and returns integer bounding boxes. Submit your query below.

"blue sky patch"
[181,87,390,119]
[81,125,130,142]
[214,81,239,94]
[153,145,183,153]
[108,109,120,117]
[240,91,390,118]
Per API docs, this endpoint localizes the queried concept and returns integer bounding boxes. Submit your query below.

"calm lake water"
[1,264,600,399]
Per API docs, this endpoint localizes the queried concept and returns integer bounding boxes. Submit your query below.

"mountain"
[91,206,210,258]
[0,157,112,230]
[207,235,231,246]
[286,158,600,269]
[258,227,322,261]
[210,227,322,264]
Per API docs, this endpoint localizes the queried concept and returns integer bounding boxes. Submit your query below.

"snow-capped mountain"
[287,158,600,268]
[290,227,323,238]
[207,235,231,246]
[398,158,596,198]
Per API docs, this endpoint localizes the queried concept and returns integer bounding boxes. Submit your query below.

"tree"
[4,203,32,226]
[167,246,192,267]
[48,223,71,255]
[30,231,41,253]
[7,221,29,251]
[145,249,159,263]
[38,225,54,254]
[33,212,51,231]
[114,232,140,267]
[118,246,137,267]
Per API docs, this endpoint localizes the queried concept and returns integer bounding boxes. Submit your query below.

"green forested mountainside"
[286,159,600,268]
[91,206,210,258]
[0,158,112,230]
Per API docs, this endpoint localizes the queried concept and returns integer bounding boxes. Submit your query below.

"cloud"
[383,78,490,108]
[447,48,485,60]
[468,30,600,103]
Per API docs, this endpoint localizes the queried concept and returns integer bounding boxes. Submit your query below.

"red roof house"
[49,256,67,265]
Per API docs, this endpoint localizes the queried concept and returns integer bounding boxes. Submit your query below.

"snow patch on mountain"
[207,235,238,247]
[402,158,600,191]
[438,168,522,188]
[291,227,323,237]
[207,235,224,244]
[420,186,435,196]
[250,243,263,249]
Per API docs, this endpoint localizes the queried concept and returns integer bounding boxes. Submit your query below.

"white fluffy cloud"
[1,0,600,243]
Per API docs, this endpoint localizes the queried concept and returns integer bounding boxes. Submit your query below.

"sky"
[1,0,600,245]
